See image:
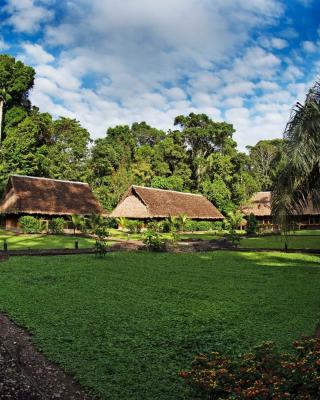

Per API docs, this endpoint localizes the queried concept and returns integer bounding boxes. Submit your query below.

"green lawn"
[0,251,319,399]
[0,233,96,250]
[240,233,320,249]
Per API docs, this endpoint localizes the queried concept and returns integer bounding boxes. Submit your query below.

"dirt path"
[0,313,93,399]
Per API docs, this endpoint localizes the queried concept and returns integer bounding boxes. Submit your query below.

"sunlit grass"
[0,251,319,399]
[0,232,96,250]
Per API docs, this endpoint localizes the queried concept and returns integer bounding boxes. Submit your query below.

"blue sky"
[0,0,320,149]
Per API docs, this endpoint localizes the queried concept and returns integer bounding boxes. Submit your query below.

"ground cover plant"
[0,232,96,250]
[240,233,320,250]
[180,337,320,399]
[0,251,319,399]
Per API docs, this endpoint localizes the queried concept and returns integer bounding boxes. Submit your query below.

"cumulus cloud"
[3,0,53,33]
[3,0,319,150]
[21,43,54,64]
[302,40,317,53]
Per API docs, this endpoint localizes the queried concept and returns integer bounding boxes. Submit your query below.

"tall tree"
[174,113,236,188]
[0,55,35,140]
[272,81,320,231]
[247,139,286,190]
[47,117,91,181]
[0,109,52,183]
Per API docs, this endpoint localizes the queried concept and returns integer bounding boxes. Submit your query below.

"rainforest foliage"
[0,55,286,211]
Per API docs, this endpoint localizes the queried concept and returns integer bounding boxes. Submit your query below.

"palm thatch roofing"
[110,185,224,220]
[0,175,104,216]
[242,191,320,217]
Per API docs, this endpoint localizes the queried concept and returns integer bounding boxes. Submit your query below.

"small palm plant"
[227,210,245,231]
[116,217,128,231]
[87,213,105,234]
[71,214,85,234]
[178,214,188,232]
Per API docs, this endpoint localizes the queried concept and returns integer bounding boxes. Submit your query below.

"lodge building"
[110,185,224,221]
[0,175,104,230]
[242,191,320,230]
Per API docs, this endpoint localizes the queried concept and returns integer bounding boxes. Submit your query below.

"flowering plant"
[179,337,320,399]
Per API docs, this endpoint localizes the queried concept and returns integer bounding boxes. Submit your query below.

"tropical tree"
[116,217,128,230]
[272,81,320,233]
[71,214,85,234]
[227,210,245,231]
[178,214,188,232]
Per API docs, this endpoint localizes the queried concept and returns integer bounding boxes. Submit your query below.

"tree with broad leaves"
[0,55,35,140]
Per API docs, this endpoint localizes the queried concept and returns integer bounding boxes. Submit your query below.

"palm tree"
[0,89,6,142]
[272,81,320,233]
[116,217,128,231]
[178,214,188,232]
[71,214,84,234]
[87,213,105,234]
[227,210,245,231]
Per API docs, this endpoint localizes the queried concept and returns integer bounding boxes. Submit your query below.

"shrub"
[94,226,109,257]
[143,230,166,251]
[127,220,144,234]
[19,216,44,233]
[195,221,213,231]
[227,229,241,247]
[48,217,65,234]
[105,217,118,229]
[179,337,320,399]
[246,213,258,234]
[147,221,163,232]
[185,220,197,232]
[211,221,224,231]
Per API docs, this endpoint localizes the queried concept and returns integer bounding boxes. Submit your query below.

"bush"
[143,230,166,251]
[179,337,320,399]
[19,216,44,233]
[211,221,224,231]
[147,221,163,233]
[105,217,118,229]
[48,217,65,234]
[246,213,258,234]
[93,224,109,257]
[184,220,214,232]
[227,229,241,247]
[195,221,213,231]
[127,220,144,234]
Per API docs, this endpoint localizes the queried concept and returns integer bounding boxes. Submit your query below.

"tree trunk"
[0,99,3,143]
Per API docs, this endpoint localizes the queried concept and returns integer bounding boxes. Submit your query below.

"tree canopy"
[0,54,293,214]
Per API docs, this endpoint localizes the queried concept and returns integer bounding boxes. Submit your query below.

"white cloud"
[302,40,317,53]
[0,37,9,50]
[4,0,53,33]
[8,0,317,150]
[22,43,54,64]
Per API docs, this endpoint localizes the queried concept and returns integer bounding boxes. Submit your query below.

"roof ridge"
[11,175,89,185]
[132,185,203,196]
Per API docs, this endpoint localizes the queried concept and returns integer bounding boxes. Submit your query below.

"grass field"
[0,232,96,250]
[240,233,320,249]
[0,251,319,399]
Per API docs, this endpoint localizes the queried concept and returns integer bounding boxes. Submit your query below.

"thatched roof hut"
[241,191,320,229]
[241,192,272,217]
[110,185,224,220]
[242,191,320,217]
[0,175,104,217]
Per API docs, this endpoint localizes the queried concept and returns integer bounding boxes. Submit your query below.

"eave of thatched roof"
[111,185,224,219]
[0,175,105,216]
[241,191,320,217]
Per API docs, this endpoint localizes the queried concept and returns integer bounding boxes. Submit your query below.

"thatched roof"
[241,192,272,217]
[241,191,320,217]
[110,185,224,219]
[0,175,104,216]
